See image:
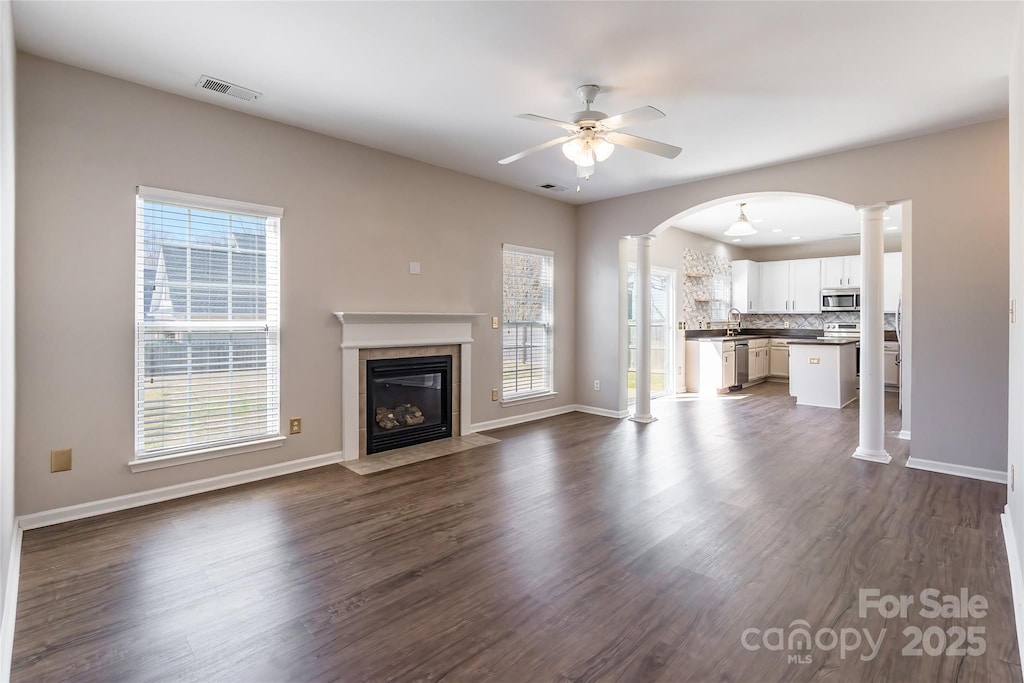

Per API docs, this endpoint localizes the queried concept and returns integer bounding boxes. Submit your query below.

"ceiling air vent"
[195,75,261,102]
[538,183,567,192]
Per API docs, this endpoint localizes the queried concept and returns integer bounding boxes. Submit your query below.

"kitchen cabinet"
[722,350,736,388]
[731,260,761,313]
[821,255,861,288]
[770,340,790,377]
[884,341,900,387]
[760,259,822,313]
[884,252,902,313]
[685,339,742,393]
[749,339,771,381]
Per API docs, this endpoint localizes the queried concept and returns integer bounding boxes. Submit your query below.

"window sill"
[128,435,286,473]
[501,391,558,408]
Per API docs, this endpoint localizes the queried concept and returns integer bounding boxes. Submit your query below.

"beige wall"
[14,55,577,515]
[0,0,15,641]
[577,120,1009,472]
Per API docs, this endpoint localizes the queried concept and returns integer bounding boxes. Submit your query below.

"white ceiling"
[12,1,1018,205]
[673,194,902,247]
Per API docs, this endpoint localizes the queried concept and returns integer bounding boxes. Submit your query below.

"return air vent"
[538,183,567,192]
[195,75,261,102]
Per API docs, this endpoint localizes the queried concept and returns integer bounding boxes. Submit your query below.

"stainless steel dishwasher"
[735,340,749,386]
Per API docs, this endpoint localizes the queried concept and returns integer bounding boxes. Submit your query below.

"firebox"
[365,355,453,454]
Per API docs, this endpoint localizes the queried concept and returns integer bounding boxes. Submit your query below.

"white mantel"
[334,312,485,460]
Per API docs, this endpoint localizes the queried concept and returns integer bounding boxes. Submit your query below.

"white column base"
[629,414,658,424]
[852,447,892,464]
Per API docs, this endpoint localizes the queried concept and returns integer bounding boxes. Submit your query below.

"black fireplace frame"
[365,354,453,454]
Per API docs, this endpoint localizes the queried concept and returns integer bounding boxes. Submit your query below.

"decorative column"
[631,234,657,423]
[853,204,891,463]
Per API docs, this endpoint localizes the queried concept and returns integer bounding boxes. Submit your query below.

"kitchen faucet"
[727,308,742,336]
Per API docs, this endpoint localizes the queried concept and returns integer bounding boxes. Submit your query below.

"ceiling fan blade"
[597,106,665,131]
[499,135,573,165]
[604,131,681,159]
[515,113,579,133]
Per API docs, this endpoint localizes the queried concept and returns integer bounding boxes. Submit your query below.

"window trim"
[134,186,283,464]
[501,243,555,401]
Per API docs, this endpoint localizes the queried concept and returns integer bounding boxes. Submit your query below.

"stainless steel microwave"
[821,288,860,312]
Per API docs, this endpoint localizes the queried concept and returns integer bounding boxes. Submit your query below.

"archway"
[623,191,912,460]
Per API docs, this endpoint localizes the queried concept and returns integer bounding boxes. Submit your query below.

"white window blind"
[502,244,554,399]
[134,186,282,458]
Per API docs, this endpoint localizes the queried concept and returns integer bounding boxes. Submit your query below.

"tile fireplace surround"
[333,312,483,460]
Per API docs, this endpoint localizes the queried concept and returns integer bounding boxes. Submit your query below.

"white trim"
[1002,507,1024,660]
[137,185,284,218]
[341,336,473,350]
[502,243,553,258]
[129,435,286,472]
[500,391,558,408]
[0,523,21,683]
[20,451,343,531]
[896,430,911,440]
[469,403,629,433]
[852,447,892,464]
[469,405,577,433]
[333,312,484,325]
[574,404,631,419]
[905,456,1008,484]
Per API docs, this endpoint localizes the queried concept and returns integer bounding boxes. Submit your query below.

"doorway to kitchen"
[627,266,675,402]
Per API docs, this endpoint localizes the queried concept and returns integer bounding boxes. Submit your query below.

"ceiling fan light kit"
[724,202,759,237]
[499,83,682,192]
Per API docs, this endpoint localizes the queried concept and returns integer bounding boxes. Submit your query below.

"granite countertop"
[685,328,899,342]
[787,338,860,346]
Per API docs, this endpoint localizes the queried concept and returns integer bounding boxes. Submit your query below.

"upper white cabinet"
[821,255,861,288]
[760,259,821,313]
[884,252,903,312]
[731,260,761,313]
[791,259,823,312]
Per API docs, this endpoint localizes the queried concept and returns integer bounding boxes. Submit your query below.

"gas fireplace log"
[375,403,425,429]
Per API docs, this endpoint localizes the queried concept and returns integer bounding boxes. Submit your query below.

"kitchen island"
[787,338,858,408]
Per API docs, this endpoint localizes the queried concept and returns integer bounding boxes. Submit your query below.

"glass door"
[627,266,675,402]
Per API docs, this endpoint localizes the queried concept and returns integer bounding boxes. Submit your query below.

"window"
[627,266,675,401]
[502,245,554,400]
[134,186,281,461]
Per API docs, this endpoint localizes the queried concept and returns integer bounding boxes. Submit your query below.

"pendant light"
[724,202,758,237]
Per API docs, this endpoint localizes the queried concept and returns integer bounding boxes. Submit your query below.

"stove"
[820,322,861,340]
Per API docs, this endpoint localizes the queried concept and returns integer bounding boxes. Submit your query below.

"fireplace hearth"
[365,355,453,454]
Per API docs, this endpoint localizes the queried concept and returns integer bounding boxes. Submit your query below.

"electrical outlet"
[491,389,499,401]
[409,261,421,275]
[491,316,499,329]
[784,321,791,329]
[289,417,302,434]
[593,380,600,391]
[677,321,683,330]
[50,448,72,473]
[809,357,820,365]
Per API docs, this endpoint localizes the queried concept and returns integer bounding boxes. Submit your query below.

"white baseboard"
[573,404,630,419]
[0,523,22,683]
[1002,507,1024,659]
[18,451,344,531]
[896,430,911,441]
[469,403,631,433]
[906,457,1008,484]
[469,405,577,433]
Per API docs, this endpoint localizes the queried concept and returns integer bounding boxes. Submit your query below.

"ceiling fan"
[499,84,682,191]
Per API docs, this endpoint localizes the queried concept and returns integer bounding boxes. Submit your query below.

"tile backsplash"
[730,312,897,331]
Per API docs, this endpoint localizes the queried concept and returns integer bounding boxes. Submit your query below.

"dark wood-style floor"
[11,383,1019,682]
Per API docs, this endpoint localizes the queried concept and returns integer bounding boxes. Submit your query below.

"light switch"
[409,261,421,275]
[491,316,499,329]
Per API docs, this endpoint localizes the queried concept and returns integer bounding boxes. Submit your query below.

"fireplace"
[365,355,453,454]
